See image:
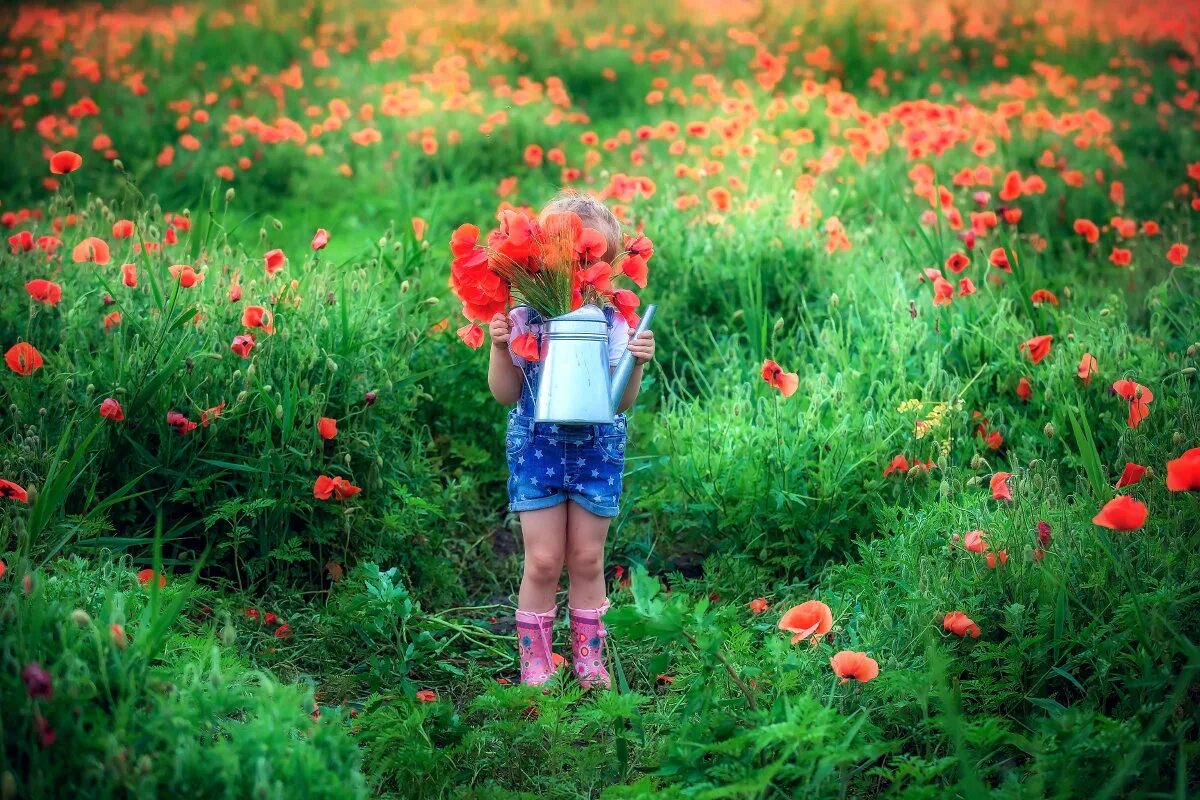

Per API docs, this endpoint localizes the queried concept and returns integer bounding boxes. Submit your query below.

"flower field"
[2,0,1199,797]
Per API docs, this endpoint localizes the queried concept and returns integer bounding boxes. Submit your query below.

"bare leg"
[517,505,568,612]
[565,501,611,609]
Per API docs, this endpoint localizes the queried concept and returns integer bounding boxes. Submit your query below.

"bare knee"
[565,544,604,583]
[524,549,564,586]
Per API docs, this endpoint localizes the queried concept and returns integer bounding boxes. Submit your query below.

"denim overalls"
[506,306,627,518]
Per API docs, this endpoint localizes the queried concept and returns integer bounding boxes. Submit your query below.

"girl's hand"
[627,330,655,365]
[489,313,512,348]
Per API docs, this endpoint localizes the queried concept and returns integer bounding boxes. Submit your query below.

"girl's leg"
[565,501,613,688]
[564,501,611,608]
[517,505,568,611]
[515,504,568,686]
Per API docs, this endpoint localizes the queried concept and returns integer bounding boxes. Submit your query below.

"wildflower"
[25,279,62,306]
[5,343,43,375]
[990,472,1013,501]
[0,480,29,502]
[830,651,879,684]
[122,263,137,288]
[166,411,197,435]
[1166,243,1188,265]
[1077,353,1098,384]
[22,663,53,699]
[958,277,977,296]
[416,689,437,702]
[761,359,799,397]
[168,264,203,287]
[274,624,292,639]
[49,150,83,174]
[72,237,111,264]
[1073,219,1100,243]
[112,220,134,238]
[511,332,540,362]
[1115,463,1146,489]
[1016,377,1032,402]
[457,322,484,349]
[989,247,1012,272]
[103,311,121,330]
[264,249,285,276]
[33,713,55,748]
[1092,495,1148,531]
[1111,380,1154,428]
[883,455,910,476]
[137,569,167,589]
[1109,247,1132,266]
[231,334,255,358]
[318,417,337,439]
[1030,289,1058,305]
[749,597,769,615]
[1166,448,1200,491]
[312,229,330,250]
[110,623,128,650]
[942,612,981,638]
[1019,335,1053,364]
[962,530,988,553]
[778,600,833,644]
[945,252,970,273]
[313,475,362,501]
[241,306,275,334]
[986,550,1008,569]
[201,402,225,427]
[412,217,427,241]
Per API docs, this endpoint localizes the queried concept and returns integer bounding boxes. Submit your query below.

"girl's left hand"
[627,330,655,365]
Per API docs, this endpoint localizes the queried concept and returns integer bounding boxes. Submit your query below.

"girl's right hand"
[489,313,511,347]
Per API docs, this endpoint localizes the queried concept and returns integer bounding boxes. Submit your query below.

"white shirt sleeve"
[607,312,630,367]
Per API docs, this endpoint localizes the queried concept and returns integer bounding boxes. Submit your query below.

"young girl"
[487,192,655,688]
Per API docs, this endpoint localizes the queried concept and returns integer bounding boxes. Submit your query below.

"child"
[486,192,655,688]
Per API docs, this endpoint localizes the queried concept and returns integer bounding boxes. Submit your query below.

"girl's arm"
[615,331,655,413]
[488,313,524,405]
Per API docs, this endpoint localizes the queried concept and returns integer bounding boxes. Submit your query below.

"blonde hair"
[540,190,622,262]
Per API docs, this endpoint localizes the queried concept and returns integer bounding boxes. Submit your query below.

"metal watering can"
[533,304,657,425]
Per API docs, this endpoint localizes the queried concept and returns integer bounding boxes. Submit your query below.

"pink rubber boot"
[568,600,611,690]
[515,607,558,686]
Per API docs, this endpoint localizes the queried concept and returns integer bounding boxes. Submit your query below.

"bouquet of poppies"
[448,207,652,345]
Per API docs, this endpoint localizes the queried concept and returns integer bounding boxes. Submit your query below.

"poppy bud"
[236,391,248,404]
[112,159,124,172]
[1182,367,1196,375]
[425,297,439,305]
[376,455,384,467]
[220,621,237,647]
[24,486,36,505]
[1099,308,1110,316]
[245,364,256,379]
[1043,423,1055,438]
[326,359,337,372]
[773,317,784,333]
[970,454,986,470]
[400,280,410,293]
[70,609,91,627]
[109,623,127,650]
[275,405,283,419]
[421,240,430,251]
[829,293,839,307]
[262,385,273,393]
[224,187,236,202]
[85,383,94,394]
[363,391,378,405]
[1173,431,1185,446]
[732,309,744,321]
[965,476,980,487]
[344,453,352,466]
[103,293,114,305]
[1188,345,1196,358]
[259,228,267,242]
[939,479,951,498]
[138,755,152,774]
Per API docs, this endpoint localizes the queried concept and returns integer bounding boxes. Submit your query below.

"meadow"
[1,0,1199,797]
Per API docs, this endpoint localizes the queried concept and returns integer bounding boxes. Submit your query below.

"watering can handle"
[609,304,657,412]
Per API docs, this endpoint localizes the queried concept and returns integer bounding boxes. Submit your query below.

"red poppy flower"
[1016,377,1032,402]
[1166,243,1188,266]
[318,417,337,439]
[830,651,879,684]
[1111,380,1154,428]
[621,234,653,288]
[241,306,274,334]
[612,289,641,327]
[166,411,197,435]
[49,150,83,174]
[1109,247,1132,267]
[1092,495,1147,531]
[103,311,121,330]
[121,263,137,288]
[9,231,33,253]
[72,237,110,264]
[137,569,167,589]
[958,277,976,296]
[883,455,910,476]
[962,529,988,553]
[511,332,540,362]
[312,229,330,251]
[575,227,608,263]
[1019,335,1052,365]
[112,220,134,239]
[1030,289,1058,306]
[416,689,438,702]
[169,264,203,287]
[99,398,124,421]
[749,597,769,615]
[22,662,53,700]
[456,321,484,349]
[264,249,285,276]
[231,334,255,358]
[313,475,361,501]
[412,217,427,241]
[579,262,613,294]
[988,247,1012,272]
[990,472,1013,501]
[761,359,798,398]
[1166,448,1200,492]
[985,549,1008,569]
[5,343,43,375]
[0,479,29,502]
[1073,219,1100,243]
[25,279,62,306]
[943,611,981,638]
[932,275,954,305]
[274,624,293,639]
[945,252,970,274]
[200,402,225,427]
[1077,353,1098,384]
[1115,463,1146,489]
[778,600,833,644]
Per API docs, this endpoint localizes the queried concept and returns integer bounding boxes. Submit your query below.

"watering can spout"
[609,304,657,413]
